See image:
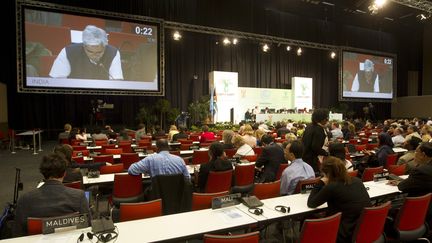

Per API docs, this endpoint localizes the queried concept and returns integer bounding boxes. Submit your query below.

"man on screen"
[49,25,123,80]
[351,59,379,93]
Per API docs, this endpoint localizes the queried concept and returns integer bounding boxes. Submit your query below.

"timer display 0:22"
[134,26,153,36]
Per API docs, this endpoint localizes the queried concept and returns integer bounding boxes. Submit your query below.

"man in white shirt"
[351,59,380,93]
[391,128,405,147]
[50,25,123,80]
[330,122,343,141]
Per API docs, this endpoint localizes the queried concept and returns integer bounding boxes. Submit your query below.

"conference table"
[2,177,404,243]
[10,130,43,155]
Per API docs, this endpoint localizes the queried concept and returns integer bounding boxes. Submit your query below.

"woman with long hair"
[307,156,371,243]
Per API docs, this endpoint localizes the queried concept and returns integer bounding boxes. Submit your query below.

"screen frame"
[338,47,397,103]
[16,0,165,96]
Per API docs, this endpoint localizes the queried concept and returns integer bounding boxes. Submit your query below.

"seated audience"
[152,125,166,140]
[58,123,72,140]
[91,128,108,141]
[307,156,371,243]
[404,125,421,143]
[13,153,90,236]
[200,125,215,143]
[363,132,394,167]
[255,134,286,182]
[53,144,82,183]
[328,142,353,171]
[167,125,179,142]
[221,130,235,149]
[232,135,254,157]
[172,126,188,141]
[242,124,257,148]
[198,142,233,192]
[280,140,315,195]
[330,122,343,141]
[397,136,422,173]
[421,124,432,142]
[391,128,405,147]
[117,128,131,141]
[135,123,146,141]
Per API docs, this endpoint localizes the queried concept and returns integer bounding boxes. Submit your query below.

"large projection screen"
[16,0,164,96]
[339,49,396,102]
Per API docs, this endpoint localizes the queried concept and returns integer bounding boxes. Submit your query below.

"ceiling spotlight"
[173,31,182,41]
[233,38,238,45]
[223,37,231,45]
[297,47,302,56]
[374,0,387,8]
[286,46,291,51]
[417,13,430,21]
[330,51,336,59]
[262,44,270,52]
[368,4,379,15]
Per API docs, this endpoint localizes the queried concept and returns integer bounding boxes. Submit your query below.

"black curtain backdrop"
[3,0,424,136]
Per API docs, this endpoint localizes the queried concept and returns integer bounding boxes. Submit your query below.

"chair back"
[395,193,432,240]
[205,170,233,193]
[100,164,124,174]
[120,153,140,170]
[192,150,210,165]
[92,155,114,164]
[388,164,406,176]
[95,140,108,146]
[275,163,289,180]
[72,156,85,164]
[151,174,193,215]
[385,154,398,168]
[349,139,358,145]
[192,191,229,211]
[169,150,181,156]
[234,164,255,186]
[72,145,87,151]
[224,148,237,158]
[294,178,321,194]
[362,166,383,182]
[118,143,133,153]
[27,218,43,235]
[204,231,259,243]
[252,180,281,199]
[366,143,379,150]
[355,144,366,152]
[352,201,391,243]
[101,144,116,153]
[119,199,162,222]
[242,154,257,162]
[63,181,82,190]
[105,148,123,155]
[253,147,263,157]
[112,174,144,206]
[72,150,90,157]
[299,212,342,243]
[347,170,359,177]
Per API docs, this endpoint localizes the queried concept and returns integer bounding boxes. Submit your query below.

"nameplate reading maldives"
[42,213,88,234]
[212,193,241,209]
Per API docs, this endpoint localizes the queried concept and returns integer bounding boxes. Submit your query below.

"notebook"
[240,196,264,208]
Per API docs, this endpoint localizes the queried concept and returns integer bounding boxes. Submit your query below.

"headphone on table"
[275,205,290,213]
[248,207,264,215]
[77,227,118,243]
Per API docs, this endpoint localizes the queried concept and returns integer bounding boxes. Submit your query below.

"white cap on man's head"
[364,59,374,71]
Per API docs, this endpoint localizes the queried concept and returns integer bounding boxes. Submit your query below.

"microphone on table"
[97,62,115,80]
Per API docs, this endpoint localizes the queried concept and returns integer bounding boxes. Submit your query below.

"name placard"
[211,193,241,209]
[42,213,88,234]
[374,171,389,182]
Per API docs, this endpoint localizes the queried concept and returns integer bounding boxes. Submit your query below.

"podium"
[95,103,114,126]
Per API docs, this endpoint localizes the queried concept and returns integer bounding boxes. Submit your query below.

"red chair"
[27,217,42,235]
[179,139,193,144]
[205,170,233,193]
[192,150,210,165]
[362,166,384,182]
[388,193,432,241]
[388,164,406,176]
[352,201,391,243]
[180,144,193,150]
[385,154,398,168]
[275,163,289,180]
[105,148,123,155]
[119,199,162,222]
[95,140,109,146]
[299,212,342,243]
[112,174,144,206]
[72,156,85,164]
[72,145,87,151]
[120,153,140,170]
[189,134,200,142]
[349,139,358,145]
[92,155,114,164]
[224,148,237,158]
[118,143,133,153]
[100,164,124,174]
[101,144,116,153]
[355,144,366,152]
[347,170,359,177]
[242,154,257,162]
[61,14,105,30]
[252,147,263,157]
[203,231,259,243]
[294,178,321,194]
[366,143,379,150]
[63,181,82,190]
[234,164,255,186]
[252,180,281,200]
[192,191,229,211]
[138,141,151,148]
[169,150,181,156]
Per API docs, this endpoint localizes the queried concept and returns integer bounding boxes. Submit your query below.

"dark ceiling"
[264,0,431,29]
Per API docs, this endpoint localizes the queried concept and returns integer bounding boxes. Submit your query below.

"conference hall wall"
[6,0,424,135]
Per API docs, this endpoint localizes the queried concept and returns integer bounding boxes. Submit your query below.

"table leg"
[10,130,16,154]
[38,131,42,152]
[33,130,38,155]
